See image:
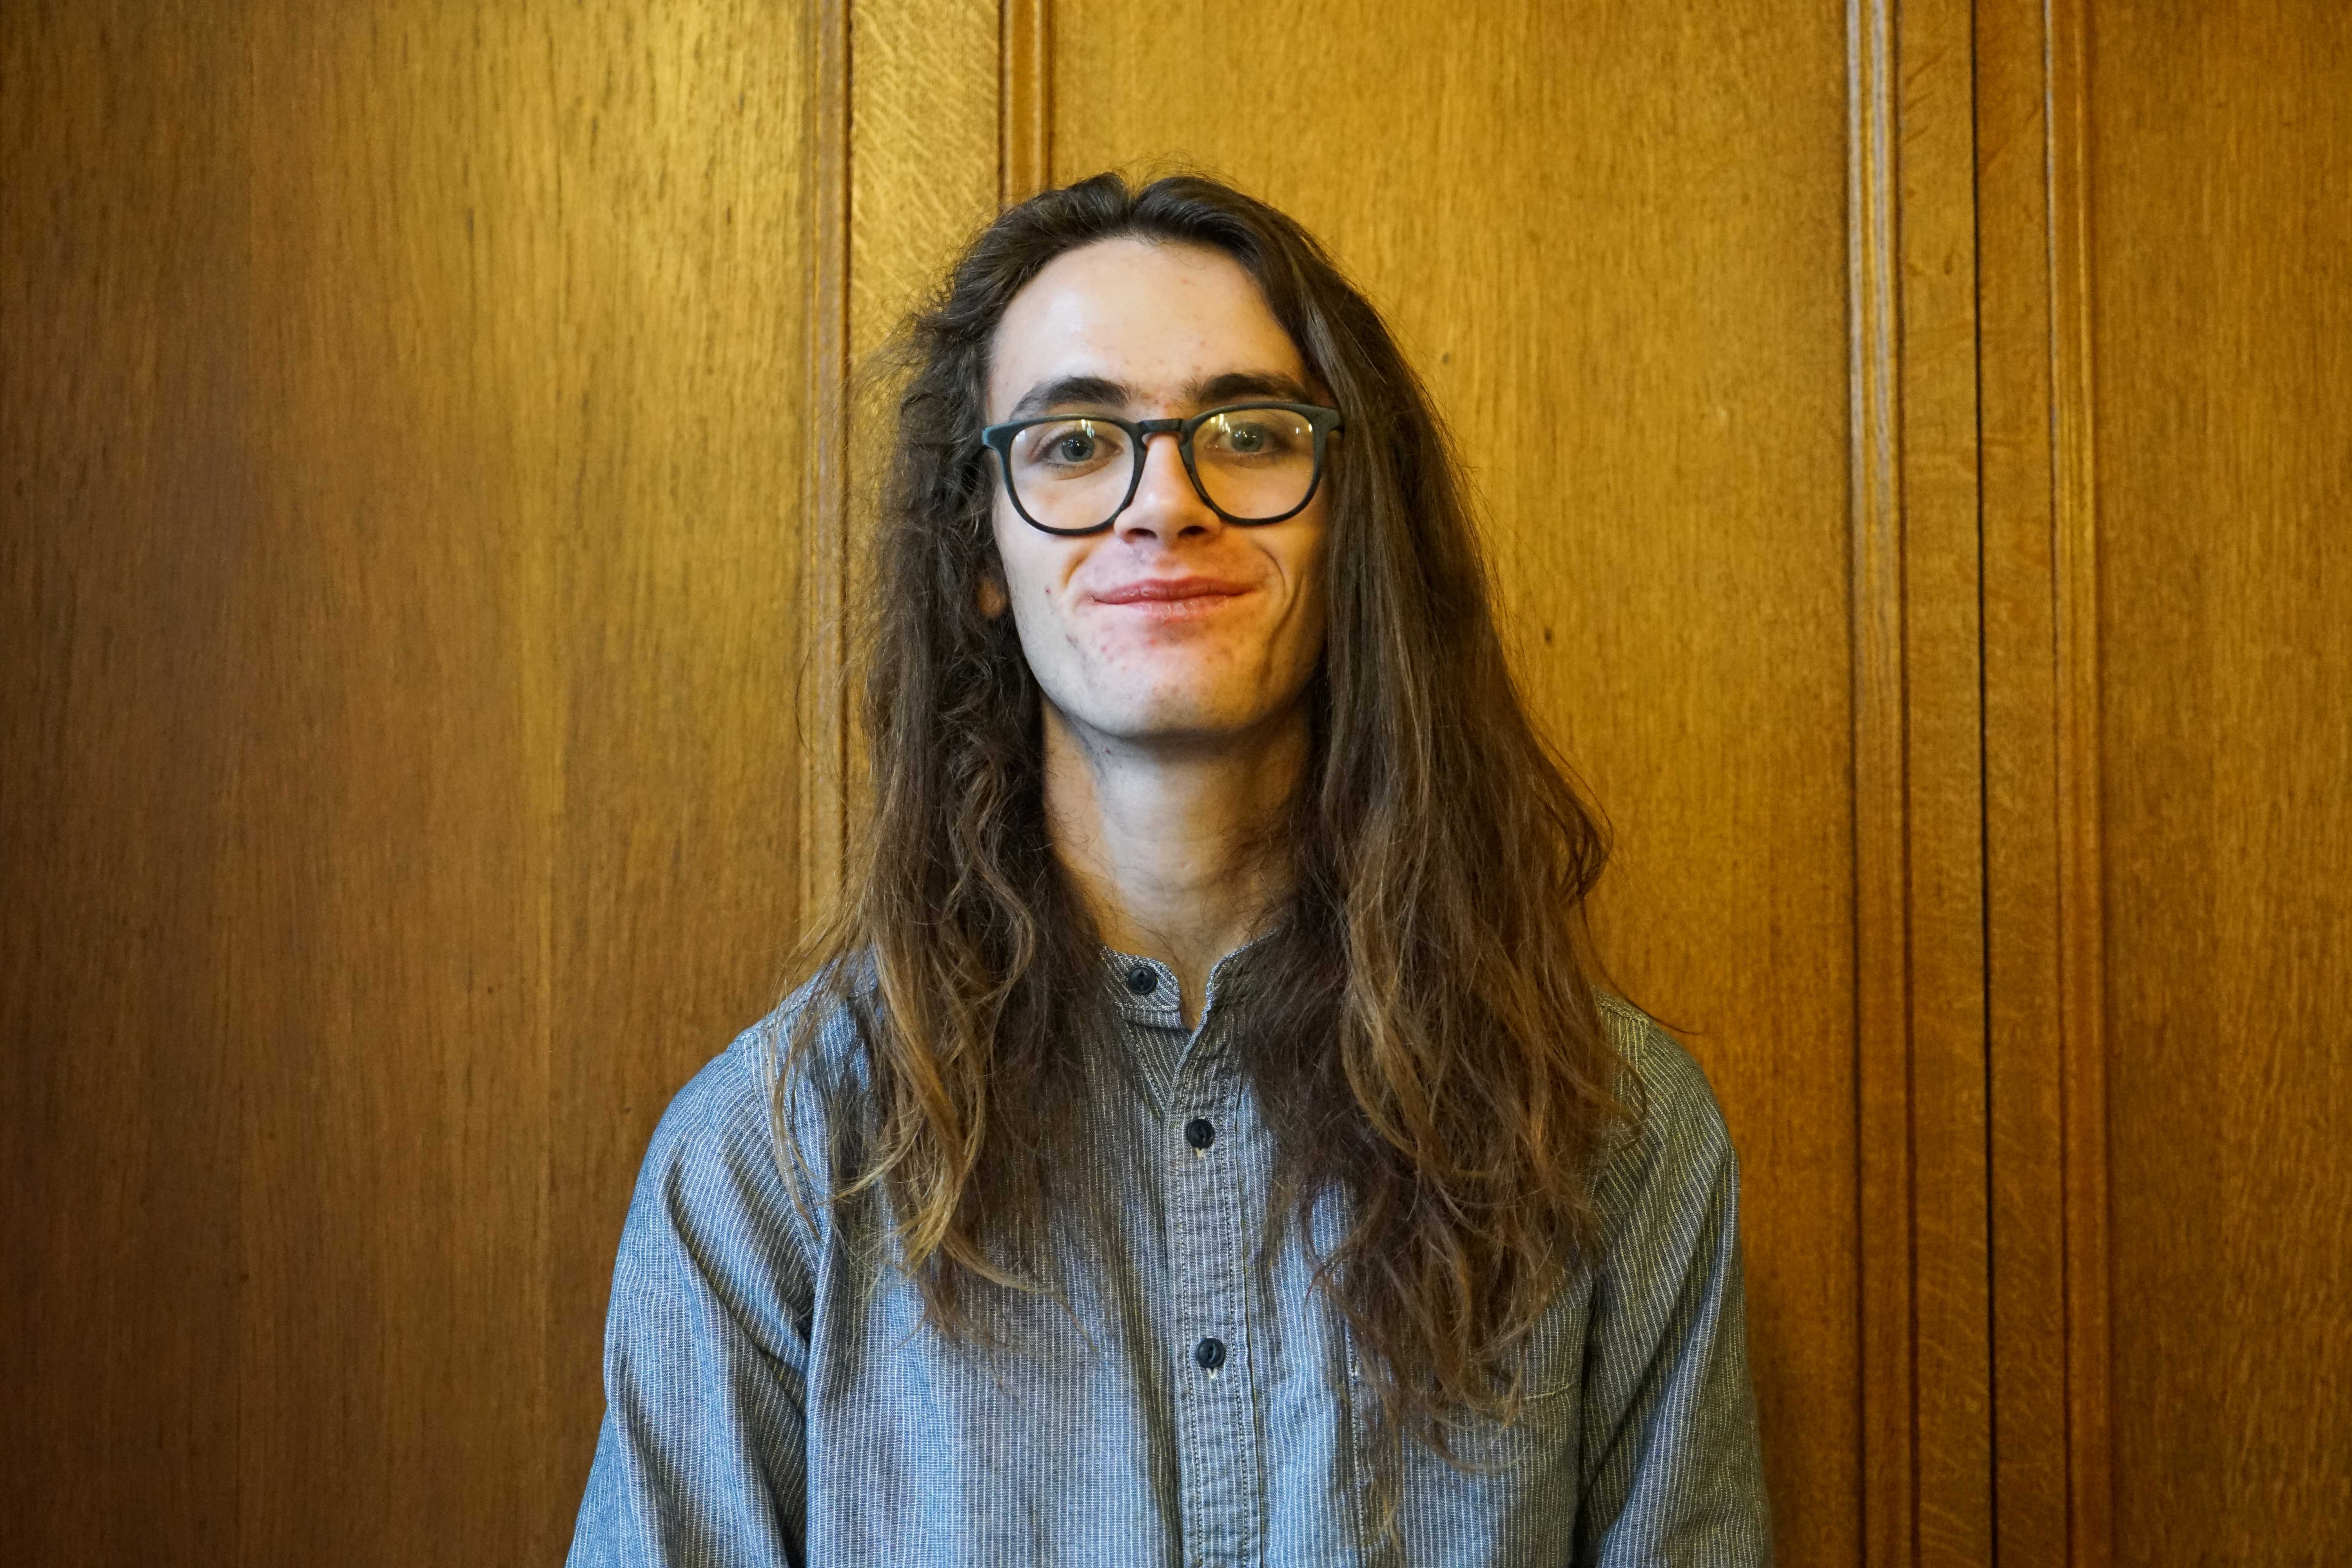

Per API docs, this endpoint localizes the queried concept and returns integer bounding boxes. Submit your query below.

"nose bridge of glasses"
[1129,416,1191,487]
[1125,416,1210,511]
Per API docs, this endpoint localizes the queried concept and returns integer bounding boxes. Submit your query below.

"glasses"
[979,401,1344,537]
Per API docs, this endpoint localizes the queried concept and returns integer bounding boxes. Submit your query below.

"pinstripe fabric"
[567,946,1771,1566]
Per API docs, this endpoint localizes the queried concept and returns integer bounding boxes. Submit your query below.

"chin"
[1074,680,1279,745]
[1100,702,1255,744]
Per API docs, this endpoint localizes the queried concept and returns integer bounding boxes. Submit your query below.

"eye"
[1017,418,1125,475]
[1202,410,1308,460]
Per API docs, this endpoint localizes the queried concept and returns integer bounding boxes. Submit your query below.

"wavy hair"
[784,171,1634,1448]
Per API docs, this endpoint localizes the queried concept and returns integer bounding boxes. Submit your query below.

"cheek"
[1281,594,1330,684]
[989,506,1050,601]
[991,518,1090,642]
[1276,528,1333,661]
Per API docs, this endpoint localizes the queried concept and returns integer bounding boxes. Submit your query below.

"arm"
[568,1035,818,1568]
[1575,1010,1773,1566]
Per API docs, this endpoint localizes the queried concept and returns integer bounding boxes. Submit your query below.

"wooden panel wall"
[1978,0,2108,1558]
[3,9,247,1559]
[4,2,815,1561]
[799,0,1002,915]
[1982,0,2352,1559]
[1858,2,1997,1560]
[2091,3,2352,1559]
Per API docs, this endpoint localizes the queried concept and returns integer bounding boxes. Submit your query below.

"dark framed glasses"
[979,401,1344,537]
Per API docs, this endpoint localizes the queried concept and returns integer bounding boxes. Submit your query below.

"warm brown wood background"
[4,1,2345,1563]
[2089,4,2352,1559]
[5,2,815,1561]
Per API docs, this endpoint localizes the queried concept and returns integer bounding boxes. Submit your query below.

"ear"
[977,574,1009,618]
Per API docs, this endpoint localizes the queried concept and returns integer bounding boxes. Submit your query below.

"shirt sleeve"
[1574,1009,1774,1566]
[567,1032,820,1568]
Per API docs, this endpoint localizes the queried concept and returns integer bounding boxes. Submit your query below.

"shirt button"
[1185,1118,1216,1151]
[1194,1336,1227,1372]
[1125,965,1158,996]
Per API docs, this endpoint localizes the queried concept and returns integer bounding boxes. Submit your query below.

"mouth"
[1092,575,1256,612]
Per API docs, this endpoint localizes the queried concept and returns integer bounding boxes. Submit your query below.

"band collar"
[1099,929,1279,1030]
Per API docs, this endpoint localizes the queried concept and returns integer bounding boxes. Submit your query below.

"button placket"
[1165,1045,1258,1563]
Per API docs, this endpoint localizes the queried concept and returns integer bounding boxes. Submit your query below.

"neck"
[1043,704,1308,1029]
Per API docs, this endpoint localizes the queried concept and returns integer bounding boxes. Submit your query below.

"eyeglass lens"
[1004,406,1319,532]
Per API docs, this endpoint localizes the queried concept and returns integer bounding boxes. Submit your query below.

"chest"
[795,1031,1600,1567]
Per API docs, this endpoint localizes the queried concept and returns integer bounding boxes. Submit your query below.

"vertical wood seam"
[2042,0,2112,1557]
[1979,0,2074,1553]
[999,0,1052,204]
[1850,0,1918,1561]
[1969,10,2001,1555]
[799,0,853,935]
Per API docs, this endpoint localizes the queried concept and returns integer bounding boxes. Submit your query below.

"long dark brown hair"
[783,171,1634,1448]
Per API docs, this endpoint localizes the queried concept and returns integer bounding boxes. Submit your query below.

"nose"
[1116,427,1221,544]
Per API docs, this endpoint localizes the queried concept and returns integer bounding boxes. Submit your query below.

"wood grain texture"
[1000,0,1053,205]
[1846,2,1915,1559]
[4,3,814,1559]
[1850,4,1996,1558]
[527,7,813,1549]
[1884,0,1993,1559]
[802,0,1004,936]
[1,5,249,1558]
[801,0,852,934]
[2091,1,2352,1559]
[1054,5,1857,1556]
[1976,0,2076,1557]
[850,0,1000,363]
[2046,1,2115,1558]
[796,0,1004,876]
[227,12,561,1544]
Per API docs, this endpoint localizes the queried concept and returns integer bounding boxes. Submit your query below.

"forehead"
[986,237,1306,416]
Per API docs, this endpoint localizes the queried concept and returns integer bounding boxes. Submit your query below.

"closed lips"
[1093,577,1253,604]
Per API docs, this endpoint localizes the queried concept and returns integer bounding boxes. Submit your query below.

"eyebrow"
[1005,369,1316,421]
[1192,370,1312,407]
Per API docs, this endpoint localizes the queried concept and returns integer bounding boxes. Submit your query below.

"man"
[568,173,1770,1566]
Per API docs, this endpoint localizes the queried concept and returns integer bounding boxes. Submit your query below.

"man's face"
[984,238,1330,751]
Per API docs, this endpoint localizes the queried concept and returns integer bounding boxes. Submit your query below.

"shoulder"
[1595,991,1734,1153]
[628,965,877,1261]
[1589,993,1740,1234]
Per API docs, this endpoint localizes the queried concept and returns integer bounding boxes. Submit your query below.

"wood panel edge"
[999,0,1052,204]
[1890,0,1996,1557]
[1848,0,1919,1561]
[2044,0,2113,1557]
[799,0,853,942]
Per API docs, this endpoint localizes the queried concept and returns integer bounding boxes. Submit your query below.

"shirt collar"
[1099,929,1280,1031]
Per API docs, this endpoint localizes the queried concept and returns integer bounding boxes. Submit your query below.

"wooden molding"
[799,0,853,935]
[2045,0,2113,1556]
[1979,0,2112,1556]
[1000,0,1053,203]
[1850,0,1998,1557]
[1846,0,1916,1559]
[1890,0,1997,1560]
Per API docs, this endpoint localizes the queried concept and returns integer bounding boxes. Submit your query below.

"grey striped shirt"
[568,946,1771,1565]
